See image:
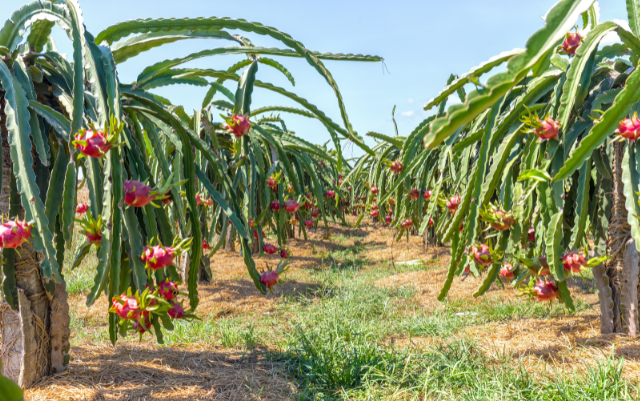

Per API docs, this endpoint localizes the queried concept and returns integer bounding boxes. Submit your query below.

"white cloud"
[400,111,415,117]
[407,97,415,104]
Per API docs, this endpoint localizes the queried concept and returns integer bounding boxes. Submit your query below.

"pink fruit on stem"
[428,217,434,227]
[537,256,551,276]
[270,201,281,211]
[249,218,256,227]
[161,191,172,205]
[124,180,156,207]
[562,251,587,273]
[267,176,277,187]
[195,193,203,206]
[263,243,278,254]
[424,190,432,200]
[533,280,559,302]
[325,190,335,198]
[500,263,515,280]
[140,245,176,270]
[400,219,413,230]
[73,130,114,158]
[311,208,321,218]
[464,265,470,273]
[371,187,379,195]
[202,240,210,250]
[446,196,461,214]
[284,199,300,213]
[408,189,419,200]
[111,294,142,320]
[470,244,492,266]
[85,231,102,245]
[390,161,404,174]
[534,117,560,141]
[260,270,279,289]
[615,113,640,141]
[76,203,89,214]
[561,31,583,55]
[158,280,179,300]
[385,215,392,224]
[0,219,33,248]
[370,210,379,218]
[527,228,535,242]
[304,219,314,227]
[168,301,185,319]
[280,249,289,259]
[224,114,251,138]
[389,198,395,206]
[132,313,152,334]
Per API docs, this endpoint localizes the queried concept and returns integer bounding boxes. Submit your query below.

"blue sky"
[1,1,630,159]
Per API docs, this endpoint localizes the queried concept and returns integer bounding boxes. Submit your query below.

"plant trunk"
[0,93,70,387]
[599,141,640,335]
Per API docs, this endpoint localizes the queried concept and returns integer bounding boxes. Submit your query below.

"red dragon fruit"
[132,313,152,334]
[124,180,157,207]
[400,218,413,230]
[270,200,281,211]
[390,161,404,174]
[428,217,434,227]
[249,218,256,227]
[523,112,560,141]
[470,244,492,266]
[304,219,314,227]
[500,263,515,280]
[371,187,379,195]
[260,270,279,289]
[111,294,143,320]
[537,256,551,276]
[561,31,583,55]
[168,301,185,319]
[446,196,462,214]
[311,208,321,218]
[533,280,559,302]
[0,219,33,248]
[562,251,587,273]
[223,114,251,138]
[424,190,432,200]
[161,191,173,205]
[527,228,535,242]
[370,209,379,218]
[195,193,203,206]
[202,240,210,250]
[385,215,392,224]
[73,129,116,158]
[280,249,289,259]
[263,243,278,255]
[75,212,102,246]
[76,203,89,214]
[325,190,335,198]
[267,175,278,188]
[284,199,299,213]
[158,279,179,300]
[480,204,515,231]
[408,189,420,200]
[615,113,640,141]
[140,245,176,270]
[388,197,395,206]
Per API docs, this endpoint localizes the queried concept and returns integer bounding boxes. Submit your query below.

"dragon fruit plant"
[521,111,561,141]
[479,203,515,231]
[222,114,252,138]
[74,212,103,247]
[259,259,289,293]
[72,116,124,159]
[140,237,192,271]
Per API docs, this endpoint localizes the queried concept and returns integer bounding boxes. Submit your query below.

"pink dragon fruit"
[161,191,173,205]
[500,263,515,280]
[370,209,379,217]
[111,294,142,320]
[132,312,152,334]
[224,114,251,138]
[158,280,179,300]
[284,199,299,213]
[528,228,535,242]
[304,219,314,227]
[561,31,583,55]
[263,243,278,255]
[446,196,462,214]
[202,240,210,250]
[168,301,185,319]
[124,180,156,207]
[73,130,115,158]
[325,190,335,198]
[388,197,395,206]
[424,190,432,200]
[371,187,379,195]
[0,219,33,248]
[533,117,560,141]
[533,280,559,302]
[562,251,587,273]
[470,244,492,266]
[400,218,413,230]
[76,203,89,214]
[267,175,277,187]
[615,113,640,141]
[280,249,289,259]
[270,201,281,211]
[428,217,434,227]
[390,161,404,174]
[408,189,419,200]
[260,270,279,289]
[311,208,321,218]
[385,215,392,224]
[140,245,176,270]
